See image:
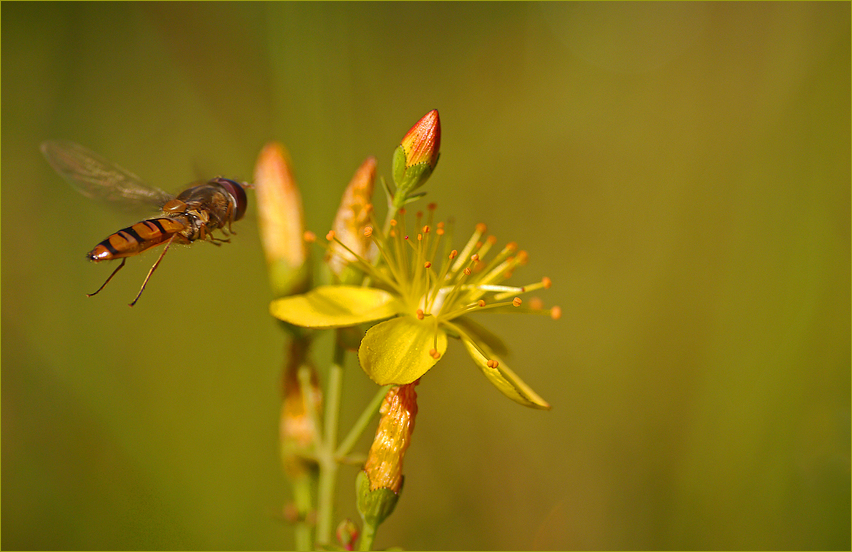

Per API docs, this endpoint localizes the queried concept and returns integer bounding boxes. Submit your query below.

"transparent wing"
[40,140,174,208]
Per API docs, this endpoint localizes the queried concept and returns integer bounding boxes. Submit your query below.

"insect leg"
[87,258,127,297]
[129,235,176,307]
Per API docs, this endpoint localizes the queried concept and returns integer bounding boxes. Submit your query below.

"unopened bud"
[356,382,419,527]
[336,519,359,551]
[328,157,377,279]
[254,142,311,298]
[280,338,321,477]
[392,110,441,204]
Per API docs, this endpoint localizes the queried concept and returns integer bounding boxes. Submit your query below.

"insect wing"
[41,140,174,208]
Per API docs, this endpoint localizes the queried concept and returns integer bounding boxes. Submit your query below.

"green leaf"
[359,316,447,385]
[460,335,551,410]
[269,285,401,329]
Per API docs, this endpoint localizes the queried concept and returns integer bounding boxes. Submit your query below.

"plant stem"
[359,520,378,551]
[336,385,389,458]
[292,474,314,551]
[315,341,347,546]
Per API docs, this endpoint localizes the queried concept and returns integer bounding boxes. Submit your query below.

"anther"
[542,277,551,289]
[476,223,487,233]
[429,348,441,359]
[424,261,432,268]
[471,254,479,262]
[364,226,373,237]
[303,231,316,243]
[463,268,471,276]
[486,359,499,368]
[550,306,562,320]
[449,250,458,260]
[513,297,522,307]
[416,309,425,320]
[326,230,336,241]
[478,299,486,307]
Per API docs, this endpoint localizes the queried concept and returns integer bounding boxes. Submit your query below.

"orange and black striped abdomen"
[87,217,188,262]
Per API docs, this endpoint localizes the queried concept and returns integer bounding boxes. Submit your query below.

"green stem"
[292,474,314,551]
[315,341,347,546]
[359,520,378,551]
[336,385,390,458]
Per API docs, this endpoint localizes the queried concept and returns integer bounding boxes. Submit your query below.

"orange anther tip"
[551,306,562,320]
[486,359,499,368]
[326,230,336,241]
[364,226,374,237]
[513,297,522,307]
[416,309,425,320]
[424,261,432,268]
[463,268,472,276]
[303,231,316,243]
[428,202,437,210]
[476,223,487,233]
[429,349,441,359]
[542,277,552,289]
[478,299,486,307]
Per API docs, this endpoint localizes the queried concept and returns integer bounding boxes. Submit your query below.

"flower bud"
[328,157,377,279]
[280,338,321,477]
[335,519,359,551]
[254,142,311,298]
[392,110,441,204]
[356,382,419,527]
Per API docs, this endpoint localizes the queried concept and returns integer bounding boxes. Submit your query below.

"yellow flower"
[270,205,558,410]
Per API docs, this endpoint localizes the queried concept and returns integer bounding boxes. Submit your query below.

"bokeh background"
[2,2,849,550]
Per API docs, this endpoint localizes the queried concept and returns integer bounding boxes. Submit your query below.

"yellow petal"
[270,285,400,328]
[461,335,551,410]
[359,317,447,385]
[452,316,509,358]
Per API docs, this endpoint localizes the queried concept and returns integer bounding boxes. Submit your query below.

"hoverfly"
[41,140,249,306]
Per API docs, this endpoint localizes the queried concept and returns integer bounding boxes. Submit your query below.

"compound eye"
[213,178,248,221]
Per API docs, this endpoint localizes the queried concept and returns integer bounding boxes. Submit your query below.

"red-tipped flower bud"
[335,519,359,551]
[392,110,441,205]
[401,109,441,170]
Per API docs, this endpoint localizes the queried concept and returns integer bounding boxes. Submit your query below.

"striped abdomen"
[87,217,188,262]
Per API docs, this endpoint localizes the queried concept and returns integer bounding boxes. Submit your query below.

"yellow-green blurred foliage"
[2,3,848,549]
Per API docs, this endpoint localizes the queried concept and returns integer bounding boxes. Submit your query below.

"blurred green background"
[2,2,849,550]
